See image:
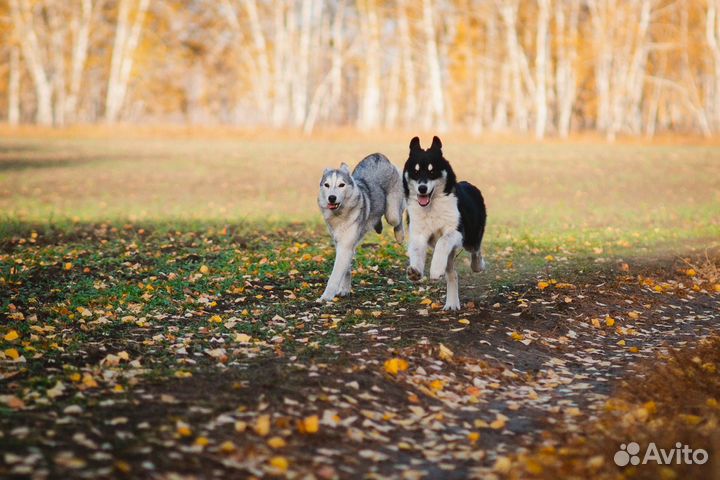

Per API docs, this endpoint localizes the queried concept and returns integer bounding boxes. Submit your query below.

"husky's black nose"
[328,195,337,203]
[418,185,428,194]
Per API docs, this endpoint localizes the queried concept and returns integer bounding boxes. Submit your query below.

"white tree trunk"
[534,0,550,139]
[9,0,54,125]
[555,0,579,137]
[272,1,290,127]
[106,0,149,123]
[499,0,530,131]
[328,0,345,124]
[291,0,313,127]
[397,0,417,127]
[67,0,94,122]
[422,0,446,130]
[8,46,21,125]
[242,0,272,123]
[357,0,381,130]
[706,0,720,131]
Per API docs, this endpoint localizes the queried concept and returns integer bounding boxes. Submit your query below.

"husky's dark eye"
[338,183,345,188]
[324,183,330,188]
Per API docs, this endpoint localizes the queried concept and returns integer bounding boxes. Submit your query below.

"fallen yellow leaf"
[494,456,512,473]
[537,281,549,290]
[199,265,210,274]
[298,415,319,434]
[220,441,236,453]
[269,456,289,471]
[4,330,19,341]
[82,374,98,388]
[267,436,286,449]
[384,358,409,376]
[4,348,20,360]
[255,414,271,436]
[438,343,454,361]
[430,380,444,391]
[605,316,615,327]
[177,422,192,437]
[194,436,209,447]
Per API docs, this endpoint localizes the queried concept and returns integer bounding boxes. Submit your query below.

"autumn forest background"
[3,0,720,138]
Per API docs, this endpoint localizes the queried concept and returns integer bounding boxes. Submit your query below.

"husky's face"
[318,163,354,211]
[403,136,456,207]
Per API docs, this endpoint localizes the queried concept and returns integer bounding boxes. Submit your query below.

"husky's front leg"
[318,242,355,302]
[407,234,427,281]
[429,231,462,280]
[337,247,356,296]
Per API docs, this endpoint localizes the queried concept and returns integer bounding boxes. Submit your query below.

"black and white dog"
[403,136,486,310]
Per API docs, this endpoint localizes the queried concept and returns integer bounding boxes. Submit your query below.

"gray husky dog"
[317,153,406,302]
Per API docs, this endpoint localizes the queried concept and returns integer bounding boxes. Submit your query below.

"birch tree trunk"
[328,0,345,124]
[499,0,530,131]
[555,0,579,137]
[8,46,21,125]
[105,0,150,123]
[9,0,54,125]
[291,0,313,127]
[706,0,720,131]
[422,0,446,130]
[242,0,272,123]
[272,1,290,127]
[67,0,94,123]
[357,0,381,130]
[397,0,417,128]
[534,0,550,139]
[46,0,67,126]
[588,0,611,133]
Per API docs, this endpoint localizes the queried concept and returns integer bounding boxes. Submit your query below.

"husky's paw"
[406,266,423,282]
[316,293,335,303]
[393,226,405,243]
[337,288,351,297]
[429,265,446,280]
[443,300,462,311]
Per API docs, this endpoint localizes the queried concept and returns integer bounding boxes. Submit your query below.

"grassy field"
[1,136,720,478]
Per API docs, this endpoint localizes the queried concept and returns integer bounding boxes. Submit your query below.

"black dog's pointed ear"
[409,136,421,151]
[431,136,442,151]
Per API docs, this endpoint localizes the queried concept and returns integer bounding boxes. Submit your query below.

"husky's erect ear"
[340,163,351,173]
[409,136,422,152]
[430,136,443,151]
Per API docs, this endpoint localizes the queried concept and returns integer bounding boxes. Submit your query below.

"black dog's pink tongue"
[418,195,430,207]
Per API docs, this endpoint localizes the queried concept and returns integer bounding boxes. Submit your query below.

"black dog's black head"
[402,136,456,207]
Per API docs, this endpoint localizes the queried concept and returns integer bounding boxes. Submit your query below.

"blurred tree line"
[2,0,720,138]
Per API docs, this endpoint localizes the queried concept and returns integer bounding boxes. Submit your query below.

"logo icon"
[614,442,641,466]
